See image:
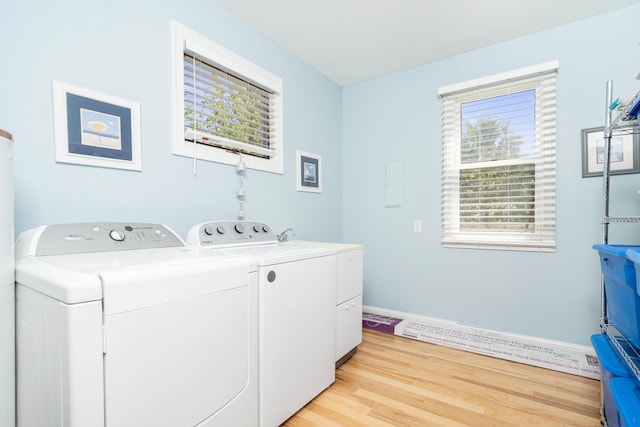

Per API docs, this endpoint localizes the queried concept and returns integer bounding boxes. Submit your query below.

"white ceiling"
[211,0,640,86]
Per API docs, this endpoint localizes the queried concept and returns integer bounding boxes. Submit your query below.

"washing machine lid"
[17,246,251,307]
[15,222,185,304]
[99,253,250,315]
[15,222,254,306]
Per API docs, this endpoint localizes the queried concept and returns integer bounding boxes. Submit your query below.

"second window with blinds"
[439,62,558,252]
[171,20,283,174]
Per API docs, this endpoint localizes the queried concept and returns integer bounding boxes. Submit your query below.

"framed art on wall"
[581,126,639,177]
[53,81,142,171]
[296,150,322,193]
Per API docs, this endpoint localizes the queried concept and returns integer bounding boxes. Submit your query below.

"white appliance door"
[336,295,363,361]
[103,264,251,427]
[336,249,363,304]
[259,254,336,427]
[16,286,104,427]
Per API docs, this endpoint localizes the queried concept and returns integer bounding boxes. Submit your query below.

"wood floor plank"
[283,329,601,426]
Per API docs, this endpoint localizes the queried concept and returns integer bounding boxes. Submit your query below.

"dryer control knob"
[253,225,262,233]
[203,226,214,236]
[235,223,245,234]
[109,229,126,242]
[216,225,226,235]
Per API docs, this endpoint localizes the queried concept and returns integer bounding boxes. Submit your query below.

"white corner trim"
[363,305,599,379]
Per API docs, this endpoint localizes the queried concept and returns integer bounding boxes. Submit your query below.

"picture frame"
[581,126,639,177]
[296,150,322,193]
[53,81,141,171]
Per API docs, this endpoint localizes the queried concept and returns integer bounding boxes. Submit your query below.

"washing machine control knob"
[203,226,214,236]
[109,229,126,242]
[253,225,262,233]
[234,224,245,234]
[216,226,225,235]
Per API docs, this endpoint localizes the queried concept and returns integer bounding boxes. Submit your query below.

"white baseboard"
[362,306,599,379]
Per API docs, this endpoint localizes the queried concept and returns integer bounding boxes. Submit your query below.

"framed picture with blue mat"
[296,150,322,193]
[53,81,141,171]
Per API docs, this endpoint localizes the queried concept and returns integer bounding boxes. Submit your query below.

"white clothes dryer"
[15,222,258,427]
[187,221,336,427]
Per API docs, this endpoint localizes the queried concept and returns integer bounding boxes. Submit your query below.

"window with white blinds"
[439,61,558,252]
[172,21,283,174]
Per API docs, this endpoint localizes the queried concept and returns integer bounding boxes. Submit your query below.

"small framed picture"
[296,150,322,193]
[581,126,639,177]
[53,81,141,171]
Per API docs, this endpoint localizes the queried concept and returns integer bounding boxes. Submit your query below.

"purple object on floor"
[362,312,404,334]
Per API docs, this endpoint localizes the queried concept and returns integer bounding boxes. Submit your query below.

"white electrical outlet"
[414,220,422,233]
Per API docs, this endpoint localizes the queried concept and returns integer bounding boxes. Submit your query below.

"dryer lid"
[214,242,335,266]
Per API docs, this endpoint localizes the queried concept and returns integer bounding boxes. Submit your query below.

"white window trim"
[438,61,559,96]
[439,61,558,252]
[171,20,284,174]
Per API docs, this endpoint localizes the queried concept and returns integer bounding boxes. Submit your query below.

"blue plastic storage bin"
[611,377,640,426]
[626,249,640,297]
[592,334,633,427]
[593,244,640,348]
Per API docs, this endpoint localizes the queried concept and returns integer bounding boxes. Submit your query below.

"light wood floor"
[284,329,601,427]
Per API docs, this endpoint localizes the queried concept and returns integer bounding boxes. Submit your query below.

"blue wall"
[0,0,343,242]
[7,4,639,424]
[343,4,640,346]
[2,0,639,362]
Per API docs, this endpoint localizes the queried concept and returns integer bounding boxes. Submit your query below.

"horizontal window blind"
[441,65,557,251]
[184,51,277,159]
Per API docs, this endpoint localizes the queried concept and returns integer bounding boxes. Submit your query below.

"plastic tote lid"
[593,244,640,257]
[627,248,640,264]
[590,334,630,377]
[611,377,640,426]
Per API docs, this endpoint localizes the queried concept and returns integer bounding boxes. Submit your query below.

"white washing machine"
[15,222,258,427]
[186,220,336,427]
